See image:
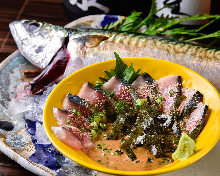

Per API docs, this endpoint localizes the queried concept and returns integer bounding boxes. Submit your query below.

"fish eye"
[22,21,41,34]
[28,22,41,33]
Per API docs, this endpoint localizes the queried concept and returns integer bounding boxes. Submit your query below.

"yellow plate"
[44,57,220,175]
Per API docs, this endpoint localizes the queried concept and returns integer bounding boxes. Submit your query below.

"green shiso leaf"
[114,52,127,76]
[121,64,141,84]
[99,52,141,84]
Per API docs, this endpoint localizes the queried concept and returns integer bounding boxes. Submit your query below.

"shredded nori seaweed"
[96,53,207,162]
[125,147,137,161]
[107,101,136,140]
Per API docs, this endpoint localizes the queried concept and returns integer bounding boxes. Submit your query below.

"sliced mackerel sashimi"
[156,75,182,115]
[51,126,82,151]
[68,126,94,153]
[102,76,134,103]
[51,126,94,153]
[63,93,93,118]
[185,102,208,139]
[131,73,159,101]
[178,88,203,118]
[53,108,91,131]
[78,82,109,109]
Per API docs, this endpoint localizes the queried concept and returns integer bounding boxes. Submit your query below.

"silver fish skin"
[66,28,220,91]
[9,20,220,91]
[9,20,68,69]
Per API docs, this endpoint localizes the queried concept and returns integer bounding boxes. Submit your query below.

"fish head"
[9,20,68,69]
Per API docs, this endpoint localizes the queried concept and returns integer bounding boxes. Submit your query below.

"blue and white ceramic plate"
[0,15,219,176]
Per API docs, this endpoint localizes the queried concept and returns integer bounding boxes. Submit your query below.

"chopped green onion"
[91,121,98,128]
[94,115,101,124]
[88,116,94,122]
[72,109,80,116]
[67,120,71,125]
[91,129,97,138]
[109,91,114,97]
[102,114,107,122]
[100,123,107,131]
[115,101,124,113]
[95,81,102,88]
[94,104,98,109]
[156,97,164,104]
[169,89,175,97]
[135,98,148,107]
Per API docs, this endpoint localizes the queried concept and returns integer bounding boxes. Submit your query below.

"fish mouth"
[9,21,20,42]
[9,21,30,62]
[9,21,24,54]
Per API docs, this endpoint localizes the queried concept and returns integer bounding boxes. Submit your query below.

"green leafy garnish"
[108,91,114,98]
[156,97,164,104]
[99,69,115,83]
[100,52,140,84]
[72,109,80,116]
[105,0,220,48]
[100,123,107,131]
[66,120,71,125]
[115,101,124,114]
[95,81,102,88]
[91,129,97,138]
[114,52,127,76]
[91,121,98,128]
[121,64,141,84]
[169,89,175,97]
[89,110,108,138]
[105,11,143,31]
[135,98,148,107]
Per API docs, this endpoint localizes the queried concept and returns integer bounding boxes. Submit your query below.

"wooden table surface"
[0,0,70,175]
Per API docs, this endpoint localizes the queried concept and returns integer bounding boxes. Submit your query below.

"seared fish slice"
[63,93,93,118]
[78,82,109,109]
[53,108,91,131]
[178,88,203,118]
[156,75,182,115]
[102,76,134,104]
[185,102,208,139]
[131,73,160,101]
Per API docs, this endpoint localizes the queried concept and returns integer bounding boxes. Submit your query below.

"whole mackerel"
[9,20,220,93]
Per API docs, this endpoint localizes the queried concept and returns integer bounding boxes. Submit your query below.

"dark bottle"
[156,0,211,25]
[63,0,151,20]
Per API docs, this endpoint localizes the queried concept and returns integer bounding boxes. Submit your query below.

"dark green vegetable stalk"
[105,0,220,48]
